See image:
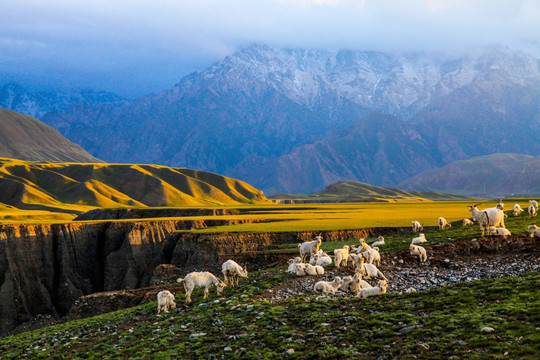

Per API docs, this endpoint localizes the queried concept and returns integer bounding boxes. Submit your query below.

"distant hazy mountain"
[0,108,101,163]
[39,44,540,194]
[0,158,269,212]
[0,82,126,119]
[398,153,540,197]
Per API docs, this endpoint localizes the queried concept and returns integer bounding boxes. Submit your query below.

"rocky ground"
[9,234,539,336]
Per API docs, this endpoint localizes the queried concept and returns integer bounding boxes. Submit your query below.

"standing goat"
[157,290,176,313]
[512,204,524,216]
[177,272,227,304]
[528,204,538,217]
[438,217,452,230]
[412,221,423,233]
[298,234,322,262]
[221,259,248,287]
[468,204,505,236]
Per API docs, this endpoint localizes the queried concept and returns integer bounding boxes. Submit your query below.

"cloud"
[1,0,539,97]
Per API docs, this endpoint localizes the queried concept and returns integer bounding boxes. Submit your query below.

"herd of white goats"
[156,200,539,313]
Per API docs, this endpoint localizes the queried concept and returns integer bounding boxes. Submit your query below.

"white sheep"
[221,259,248,287]
[314,276,343,294]
[462,218,474,226]
[361,247,381,266]
[356,279,388,299]
[286,257,303,273]
[468,204,505,236]
[409,244,427,263]
[334,245,350,268]
[527,224,540,238]
[157,290,176,313]
[438,217,452,230]
[298,235,323,262]
[411,233,427,245]
[412,221,423,233]
[488,226,511,237]
[358,262,387,281]
[372,235,385,247]
[177,272,227,304]
[512,204,524,216]
[528,204,538,217]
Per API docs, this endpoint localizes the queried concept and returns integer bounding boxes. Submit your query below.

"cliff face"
[0,220,374,336]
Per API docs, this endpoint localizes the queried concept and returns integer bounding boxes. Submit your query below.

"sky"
[1,0,539,98]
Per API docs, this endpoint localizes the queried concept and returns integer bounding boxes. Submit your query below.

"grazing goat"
[157,290,176,314]
[409,244,427,263]
[359,263,387,281]
[512,204,524,216]
[489,226,511,237]
[298,234,322,262]
[356,279,388,299]
[411,233,426,245]
[361,247,381,266]
[177,272,226,304]
[468,204,505,236]
[372,235,385,247]
[221,259,248,287]
[527,224,540,238]
[314,277,343,294]
[528,204,538,217]
[438,217,452,230]
[462,218,474,226]
[412,221,423,233]
[334,245,350,268]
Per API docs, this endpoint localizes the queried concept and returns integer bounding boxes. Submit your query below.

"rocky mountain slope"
[399,153,540,197]
[36,45,540,194]
[0,82,125,119]
[0,109,101,163]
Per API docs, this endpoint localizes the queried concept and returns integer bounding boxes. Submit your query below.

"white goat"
[290,263,308,276]
[527,224,540,238]
[334,245,350,268]
[528,204,538,217]
[438,217,452,230]
[358,263,387,281]
[298,235,322,262]
[348,272,371,293]
[409,244,427,263]
[311,252,332,267]
[356,239,372,254]
[304,263,325,276]
[489,226,511,237]
[462,218,474,226]
[361,247,381,266]
[411,233,427,245]
[314,276,343,294]
[529,200,538,212]
[412,221,423,233]
[177,272,227,304]
[372,235,385,247]
[157,290,176,313]
[221,259,248,287]
[286,257,303,273]
[356,279,388,299]
[469,204,505,236]
[496,199,504,210]
[512,204,524,216]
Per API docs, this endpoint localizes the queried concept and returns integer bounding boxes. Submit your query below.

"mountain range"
[5,44,540,195]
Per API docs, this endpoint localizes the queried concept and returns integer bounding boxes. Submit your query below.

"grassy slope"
[0,108,101,163]
[270,180,477,202]
[0,158,270,223]
[1,271,537,359]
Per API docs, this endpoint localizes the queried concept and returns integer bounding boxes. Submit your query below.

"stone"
[481,327,494,333]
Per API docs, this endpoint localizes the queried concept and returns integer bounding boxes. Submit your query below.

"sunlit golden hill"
[0,108,101,163]
[0,158,270,220]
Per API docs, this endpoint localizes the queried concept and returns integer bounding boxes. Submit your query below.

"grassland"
[1,269,538,359]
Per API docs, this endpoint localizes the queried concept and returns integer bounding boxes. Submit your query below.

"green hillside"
[399,153,540,197]
[0,158,270,221]
[0,108,101,163]
[270,180,476,203]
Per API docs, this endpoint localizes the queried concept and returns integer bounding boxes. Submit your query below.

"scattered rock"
[285,348,295,356]
[481,327,495,333]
